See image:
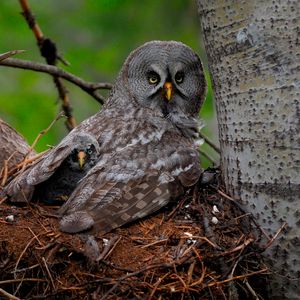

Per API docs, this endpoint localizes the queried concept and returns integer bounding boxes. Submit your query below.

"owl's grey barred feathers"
[0,118,35,170]
[5,41,206,235]
[5,133,100,203]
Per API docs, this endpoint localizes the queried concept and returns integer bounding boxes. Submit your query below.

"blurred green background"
[0,0,218,165]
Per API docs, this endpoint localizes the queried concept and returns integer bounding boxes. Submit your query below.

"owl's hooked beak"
[78,151,86,169]
[163,82,173,101]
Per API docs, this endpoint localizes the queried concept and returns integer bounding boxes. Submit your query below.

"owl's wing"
[58,168,175,234]
[59,147,201,235]
[4,133,81,202]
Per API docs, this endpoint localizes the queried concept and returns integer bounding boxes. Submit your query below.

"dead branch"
[199,131,220,154]
[0,50,25,62]
[19,0,77,130]
[199,148,217,165]
[0,288,21,300]
[0,58,111,104]
[18,112,64,174]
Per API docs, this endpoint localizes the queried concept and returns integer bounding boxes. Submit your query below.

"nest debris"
[0,168,270,299]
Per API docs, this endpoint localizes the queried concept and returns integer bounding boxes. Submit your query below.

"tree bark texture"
[197,1,300,298]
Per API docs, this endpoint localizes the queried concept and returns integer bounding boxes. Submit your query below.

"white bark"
[197,0,300,298]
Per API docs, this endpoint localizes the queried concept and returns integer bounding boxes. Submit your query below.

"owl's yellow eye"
[148,72,160,85]
[175,72,184,84]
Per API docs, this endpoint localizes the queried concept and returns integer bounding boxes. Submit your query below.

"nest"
[0,169,270,299]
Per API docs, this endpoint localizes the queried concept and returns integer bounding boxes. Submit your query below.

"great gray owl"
[5,41,206,234]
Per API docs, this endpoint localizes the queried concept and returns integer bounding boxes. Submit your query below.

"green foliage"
[0,0,216,166]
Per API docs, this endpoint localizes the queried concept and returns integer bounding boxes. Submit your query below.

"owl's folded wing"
[59,161,201,234]
[4,136,78,202]
[58,169,175,234]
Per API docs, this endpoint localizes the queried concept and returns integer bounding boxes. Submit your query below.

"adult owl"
[5,41,206,234]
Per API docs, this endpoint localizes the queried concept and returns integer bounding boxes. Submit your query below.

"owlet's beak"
[77,151,86,169]
[163,82,173,101]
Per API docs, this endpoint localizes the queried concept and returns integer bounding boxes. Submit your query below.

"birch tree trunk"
[197,1,300,298]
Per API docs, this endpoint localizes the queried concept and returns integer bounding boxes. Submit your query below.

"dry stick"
[263,222,286,250]
[199,148,216,165]
[198,132,220,154]
[0,50,25,62]
[20,112,64,172]
[148,272,170,300]
[0,288,21,300]
[42,257,55,290]
[244,279,260,300]
[0,151,19,186]
[217,189,236,201]
[13,273,25,298]
[205,268,268,288]
[97,235,121,261]
[0,58,110,104]
[7,152,46,179]
[13,235,39,278]
[103,236,122,260]
[19,0,77,130]
[0,278,46,284]
[1,160,8,187]
[220,237,254,257]
[26,227,44,247]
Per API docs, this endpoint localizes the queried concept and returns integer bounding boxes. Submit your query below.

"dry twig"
[0,288,21,300]
[0,50,25,62]
[19,0,77,130]
[0,58,111,104]
[199,131,220,154]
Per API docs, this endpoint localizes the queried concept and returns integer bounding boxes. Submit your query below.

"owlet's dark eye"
[147,71,160,85]
[175,71,184,84]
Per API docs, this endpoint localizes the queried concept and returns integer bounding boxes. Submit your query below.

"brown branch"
[199,149,217,165]
[19,0,75,130]
[199,131,221,154]
[0,50,25,62]
[0,58,110,104]
[0,288,21,300]
[19,112,64,173]
[262,222,286,250]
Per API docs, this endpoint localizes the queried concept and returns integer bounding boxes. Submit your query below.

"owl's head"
[67,133,100,171]
[117,41,206,120]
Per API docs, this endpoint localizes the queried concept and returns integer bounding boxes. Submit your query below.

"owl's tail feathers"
[59,211,95,233]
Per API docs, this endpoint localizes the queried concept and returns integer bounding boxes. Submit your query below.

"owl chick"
[5,41,206,235]
[33,134,100,204]
[5,133,100,203]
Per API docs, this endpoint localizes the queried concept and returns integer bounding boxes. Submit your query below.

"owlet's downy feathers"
[5,41,207,235]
